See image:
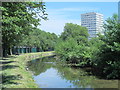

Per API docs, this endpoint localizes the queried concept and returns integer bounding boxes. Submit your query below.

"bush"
[55,38,91,66]
[92,14,120,79]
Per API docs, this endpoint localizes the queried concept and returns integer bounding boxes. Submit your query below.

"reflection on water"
[27,56,118,88]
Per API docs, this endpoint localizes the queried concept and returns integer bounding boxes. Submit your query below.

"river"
[27,56,118,88]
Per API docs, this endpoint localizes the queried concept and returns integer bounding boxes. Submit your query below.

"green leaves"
[55,23,90,65]
[19,28,58,51]
[56,14,120,79]
[2,2,48,56]
[92,14,120,79]
[0,6,6,11]
[60,23,89,44]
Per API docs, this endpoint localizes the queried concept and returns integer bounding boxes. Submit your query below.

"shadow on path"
[2,74,22,88]
[0,61,16,64]
[1,56,22,88]
[0,65,19,71]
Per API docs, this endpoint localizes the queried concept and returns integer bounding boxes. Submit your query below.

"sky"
[38,2,118,35]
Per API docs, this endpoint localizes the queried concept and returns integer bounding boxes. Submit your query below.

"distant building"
[118,1,120,22]
[81,12,104,39]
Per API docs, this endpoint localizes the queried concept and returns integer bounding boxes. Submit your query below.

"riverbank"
[1,51,55,88]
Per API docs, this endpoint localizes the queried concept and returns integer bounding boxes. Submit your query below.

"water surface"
[27,56,118,88]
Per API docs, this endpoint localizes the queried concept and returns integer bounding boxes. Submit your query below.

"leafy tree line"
[18,28,58,52]
[1,2,48,57]
[55,14,120,79]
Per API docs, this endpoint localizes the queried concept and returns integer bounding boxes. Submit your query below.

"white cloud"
[38,7,98,35]
[38,18,80,35]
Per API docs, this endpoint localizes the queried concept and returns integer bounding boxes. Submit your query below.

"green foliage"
[1,2,47,56]
[60,23,89,44]
[19,28,58,51]
[92,14,120,79]
[88,37,104,65]
[55,23,89,66]
[55,16,120,79]
[55,38,79,63]
[27,56,56,76]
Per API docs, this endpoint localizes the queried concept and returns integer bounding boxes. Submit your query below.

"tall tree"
[93,14,120,79]
[1,2,47,57]
[60,23,89,44]
[55,23,89,65]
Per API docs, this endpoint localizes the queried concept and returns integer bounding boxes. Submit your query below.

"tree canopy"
[1,2,47,56]
[60,23,89,44]
[19,28,58,52]
[92,14,120,79]
[55,23,90,65]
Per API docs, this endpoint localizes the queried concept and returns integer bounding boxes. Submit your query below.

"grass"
[0,51,55,88]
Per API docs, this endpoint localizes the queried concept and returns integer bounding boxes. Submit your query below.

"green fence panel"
[32,48,37,52]
[12,47,38,54]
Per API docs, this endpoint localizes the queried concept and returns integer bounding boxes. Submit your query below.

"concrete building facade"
[81,12,103,39]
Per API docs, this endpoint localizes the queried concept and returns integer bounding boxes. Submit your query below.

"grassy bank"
[1,51,55,88]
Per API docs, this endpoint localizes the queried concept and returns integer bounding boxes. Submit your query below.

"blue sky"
[38,2,118,35]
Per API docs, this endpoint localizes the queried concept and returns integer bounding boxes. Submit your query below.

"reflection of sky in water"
[29,58,118,88]
[33,67,77,88]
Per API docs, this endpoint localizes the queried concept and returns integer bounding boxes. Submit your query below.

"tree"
[93,14,120,79]
[60,23,89,44]
[55,23,89,66]
[1,2,47,57]
[19,28,58,52]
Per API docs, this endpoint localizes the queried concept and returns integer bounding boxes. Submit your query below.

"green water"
[27,56,118,88]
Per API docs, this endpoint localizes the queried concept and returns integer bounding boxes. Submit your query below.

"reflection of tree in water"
[27,56,118,88]
[27,56,94,88]
[27,56,56,76]
[55,65,94,88]
[55,65,118,88]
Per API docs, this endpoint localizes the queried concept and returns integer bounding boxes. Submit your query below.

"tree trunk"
[10,48,13,55]
[16,47,19,55]
[0,44,3,59]
[8,47,13,55]
[24,47,25,53]
[36,47,40,52]
[12,47,15,54]
[8,48,10,55]
[28,47,30,53]
[28,47,29,53]
[37,47,38,52]
[30,47,32,53]
[3,44,8,57]
[26,47,27,53]
[29,47,31,53]
[3,49,7,57]
[22,47,24,53]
